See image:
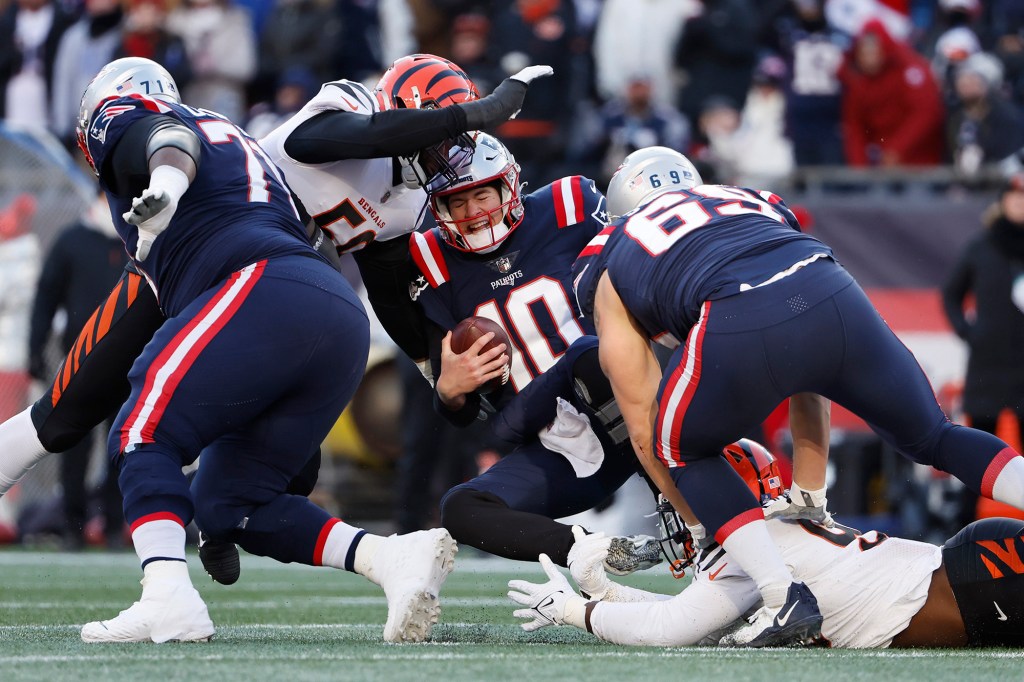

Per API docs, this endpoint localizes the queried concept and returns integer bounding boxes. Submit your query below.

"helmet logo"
[628,174,645,191]
[90,102,134,144]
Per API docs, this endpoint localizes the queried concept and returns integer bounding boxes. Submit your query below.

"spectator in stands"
[489,0,575,186]
[115,0,192,92]
[166,0,257,124]
[28,191,125,550]
[244,65,318,140]
[0,194,39,424]
[942,172,1024,476]
[932,26,981,107]
[946,53,1024,177]
[839,18,945,167]
[334,0,384,83]
[990,0,1024,109]
[449,13,501,96]
[50,0,124,146]
[0,0,76,130]
[731,54,795,189]
[673,0,759,127]
[770,0,848,166]
[252,0,339,107]
[692,95,741,184]
[577,73,691,185]
[593,0,695,107]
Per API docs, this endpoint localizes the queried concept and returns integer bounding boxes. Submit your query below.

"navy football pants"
[661,258,1016,539]
[112,255,370,564]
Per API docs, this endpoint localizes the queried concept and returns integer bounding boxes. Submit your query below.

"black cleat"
[198,532,240,585]
[720,582,823,647]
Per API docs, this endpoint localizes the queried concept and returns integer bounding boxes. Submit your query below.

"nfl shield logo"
[495,256,512,273]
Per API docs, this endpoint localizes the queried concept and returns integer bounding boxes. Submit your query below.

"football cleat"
[81,570,214,643]
[604,534,664,576]
[719,582,823,648]
[372,528,457,643]
[198,532,241,585]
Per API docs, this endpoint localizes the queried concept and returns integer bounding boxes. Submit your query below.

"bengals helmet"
[77,57,180,175]
[373,54,480,190]
[429,132,524,254]
[657,439,784,578]
[721,439,785,504]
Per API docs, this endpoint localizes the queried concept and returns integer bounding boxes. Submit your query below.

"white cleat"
[81,577,214,643]
[374,528,457,643]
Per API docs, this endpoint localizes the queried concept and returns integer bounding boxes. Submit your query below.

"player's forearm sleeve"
[459,78,528,129]
[284,107,468,162]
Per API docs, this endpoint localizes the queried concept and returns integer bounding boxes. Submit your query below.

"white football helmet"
[77,57,180,174]
[606,147,702,219]
[429,132,524,254]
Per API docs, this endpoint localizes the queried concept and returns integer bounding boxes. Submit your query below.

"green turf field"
[1,549,1020,681]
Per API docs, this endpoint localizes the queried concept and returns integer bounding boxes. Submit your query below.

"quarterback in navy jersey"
[571,146,1024,647]
[408,133,659,572]
[71,57,464,645]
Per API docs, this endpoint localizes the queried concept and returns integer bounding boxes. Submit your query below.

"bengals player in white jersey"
[508,439,1024,648]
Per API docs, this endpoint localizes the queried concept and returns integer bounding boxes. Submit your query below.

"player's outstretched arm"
[593,273,694,524]
[122,138,197,261]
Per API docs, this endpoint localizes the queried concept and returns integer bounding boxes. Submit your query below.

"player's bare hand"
[436,331,508,406]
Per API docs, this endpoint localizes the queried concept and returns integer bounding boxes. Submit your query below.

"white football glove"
[510,65,554,85]
[122,165,190,261]
[567,527,613,600]
[508,553,574,632]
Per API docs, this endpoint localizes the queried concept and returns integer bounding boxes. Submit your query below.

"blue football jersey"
[84,95,314,316]
[601,185,832,345]
[411,176,607,401]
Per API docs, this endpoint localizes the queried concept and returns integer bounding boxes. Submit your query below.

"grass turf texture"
[1,550,1020,681]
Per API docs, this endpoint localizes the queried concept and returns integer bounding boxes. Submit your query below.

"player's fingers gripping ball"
[450,316,512,393]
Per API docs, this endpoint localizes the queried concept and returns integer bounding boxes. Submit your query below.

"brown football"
[450,316,512,394]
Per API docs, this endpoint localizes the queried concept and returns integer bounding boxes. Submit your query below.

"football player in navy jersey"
[507,441,1024,650]
[70,57,468,645]
[0,55,552,583]
[570,146,1024,647]
[408,133,660,573]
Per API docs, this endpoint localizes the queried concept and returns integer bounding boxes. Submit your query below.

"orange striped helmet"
[373,54,479,111]
[721,439,784,504]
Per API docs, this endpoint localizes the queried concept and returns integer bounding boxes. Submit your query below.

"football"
[450,316,512,394]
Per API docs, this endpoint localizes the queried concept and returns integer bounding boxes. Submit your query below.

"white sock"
[790,482,827,508]
[142,558,192,588]
[992,454,1024,510]
[131,518,186,566]
[720,518,793,609]
[318,520,371,571]
[0,407,49,495]
[353,532,385,582]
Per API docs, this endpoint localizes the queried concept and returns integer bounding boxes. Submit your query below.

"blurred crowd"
[4,0,1024,188]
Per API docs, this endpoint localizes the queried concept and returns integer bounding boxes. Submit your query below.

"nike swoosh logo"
[708,563,728,581]
[995,601,1009,622]
[538,596,556,611]
[775,599,800,627]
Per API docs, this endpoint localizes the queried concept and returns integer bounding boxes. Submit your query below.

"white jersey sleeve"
[258,80,427,254]
[589,572,758,647]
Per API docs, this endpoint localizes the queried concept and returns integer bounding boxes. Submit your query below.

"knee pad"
[572,348,628,445]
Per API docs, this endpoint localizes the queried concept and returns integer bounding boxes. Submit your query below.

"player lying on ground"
[73,57,460,644]
[0,54,550,584]
[507,439,1024,648]
[570,146,1024,646]
[409,133,660,573]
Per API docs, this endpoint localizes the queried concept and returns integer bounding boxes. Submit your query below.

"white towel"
[539,398,605,478]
